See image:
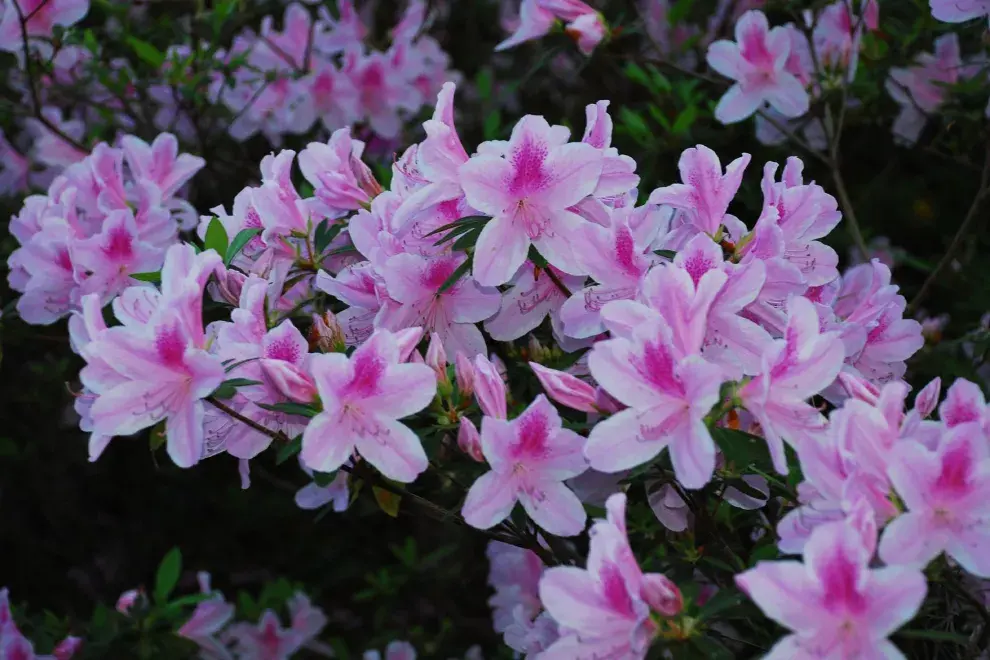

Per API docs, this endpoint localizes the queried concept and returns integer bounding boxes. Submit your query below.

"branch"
[908,142,990,316]
[11,0,87,154]
[203,396,562,566]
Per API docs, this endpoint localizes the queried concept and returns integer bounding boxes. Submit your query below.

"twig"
[908,141,990,316]
[11,0,87,154]
[541,267,573,298]
[204,396,561,565]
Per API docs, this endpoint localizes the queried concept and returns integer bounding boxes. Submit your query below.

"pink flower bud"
[565,13,606,55]
[455,352,475,398]
[837,371,880,405]
[115,589,141,615]
[393,327,424,362]
[261,359,317,402]
[530,362,597,413]
[212,265,246,306]
[457,417,484,462]
[594,387,623,414]
[640,573,683,617]
[351,152,384,200]
[915,377,941,418]
[473,354,507,419]
[426,333,449,384]
[53,636,83,660]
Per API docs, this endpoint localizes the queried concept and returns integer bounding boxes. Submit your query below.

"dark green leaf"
[697,589,745,621]
[672,105,698,135]
[424,215,489,238]
[314,220,343,255]
[654,249,677,259]
[438,257,472,294]
[451,227,483,251]
[131,271,162,283]
[711,427,773,472]
[154,547,182,603]
[257,402,319,418]
[896,629,971,645]
[204,218,229,256]
[126,37,165,68]
[313,470,338,487]
[483,110,501,140]
[527,245,548,268]
[224,228,262,266]
[275,434,303,465]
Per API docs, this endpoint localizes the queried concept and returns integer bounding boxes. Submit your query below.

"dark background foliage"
[2,0,989,657]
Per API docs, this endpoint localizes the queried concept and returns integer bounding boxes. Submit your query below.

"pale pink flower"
[648,145,750,235]
[462,395,589,536]
[539,493,681,658]
[459,114,603,285]
[565,11,606,54]
[585,306,723,488]
[363,641,417,660]
[737,513,927,659]
[559,205,666,339]
[706,10,810,123]
[299,128,380,219]
[495,0,556,52]
[301,328,436,482]
[177,578,235,660]
[740,296,845,473]
[930,0,990,25]
[0,0,90,53]
[72,209,163,305]
[347,50,421,139]
[378,252,501,358]
[226,610,305,660]
[487,541,546,633]
[940,378,988,429]
[486,262,584,342]
[83,245,225,468]
[880,422,990,577]
[295,464,350,512]
[121,133,204,200]
[887,34,967,145]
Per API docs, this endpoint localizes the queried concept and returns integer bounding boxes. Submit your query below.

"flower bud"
[393,326,424,362]
[426,333,449,385]
[212,265,246,306]
[530,362,597,413]
[310,312,346,353]
[473,354,507,419]
[640,573,683,617]
[455,351,475,398]
[260,359,317,403]
[53,635,83,660]
[351,152,384,200]
[837,371,880,405]
[457,417,484,462]
[565,13,607,55]
[915,377,941,418]
[115,589,141,615]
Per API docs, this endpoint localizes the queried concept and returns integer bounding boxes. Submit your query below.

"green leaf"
[476,68,493,99]
[203,218,229,256]
[437,257,472,294]
[154,547,182,603]
[619,107,651,144]
[624,62,651,87]
[313,470,338,487]
[314,220,342,255]
[131,271,162,283]
[149,421,167,452]
[257,402,319,418]
[697,589,745,621]
[275,434,303,465]
[224,228,262,266]
[672,105,698,135]
[373,486,401,517]
[451,227,483,252]
[654,249,677,260]
[711,427,773,473]
[896,629,971,645]
[483,110,501,141]
[126,37,165,68]
[669,0,695,24]
[424,215,489,239]
[213,378,263,399]
[527,245,548,268]
[646,64,672,93]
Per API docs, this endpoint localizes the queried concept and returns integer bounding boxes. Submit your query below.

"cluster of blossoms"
[170,572,329,659]
[7,132,204,324]
[220,0,458,144]
[497,0,608,54]
[705,1,990,146]
[0,589,81,660]
[0,0,456,197]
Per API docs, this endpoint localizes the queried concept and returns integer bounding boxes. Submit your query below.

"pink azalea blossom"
[585,305,724,488]
[648,145,750,235]
[737,513,927,659]
[72,209,164,305]
[177,575,236,660]
[486,262,584,342]
[930,0,990,25]
[301,328,436,482]
[459,114,603,286]
[538,493,682,658]
[706,10,810,123]
[887,34,969,145]
[363,641,417,660]
[226,610,306,660]
[473,353,508,420]
[462,395,588,535]
[487,541,546,634]
[0,0,90,53]
[740,296,845,473]
[295,464,350,512]
[299,128,381,219]
[120,133,205,199]
[378,252,501,358]
[880,422,990,577]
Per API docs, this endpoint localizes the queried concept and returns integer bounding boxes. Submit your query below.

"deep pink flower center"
[347,351,385,399]
[508,136,550,198]
[265,337,300,363]
[155,323,187,367]
[104,225,134,261]
[933,442,974,498]
[640,340,680,395]
[820,549,867,616]
[514,408,550,457]
[599,561,636,618]
[422,257,459,292]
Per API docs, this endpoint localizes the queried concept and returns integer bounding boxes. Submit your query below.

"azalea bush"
[3,0,990,658]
